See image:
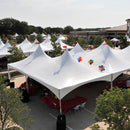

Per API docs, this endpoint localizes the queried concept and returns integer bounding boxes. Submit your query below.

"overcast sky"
[0,0,130,29]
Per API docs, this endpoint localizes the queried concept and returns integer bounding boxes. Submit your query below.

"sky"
[0,0,130,29]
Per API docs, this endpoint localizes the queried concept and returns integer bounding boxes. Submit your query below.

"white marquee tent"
[17,38,32,54]
[111,38,119,42]
[0,40,12,58]
[8,43,130,99]
[0,38,5,49]
[56,39,73,50]
[41,33,46,37]
[58,34,66,40]
[40,37,53,51]
[30,32,37,36]
[13,33,19,37]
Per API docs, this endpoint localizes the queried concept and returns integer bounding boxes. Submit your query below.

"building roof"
[105,24,127,31]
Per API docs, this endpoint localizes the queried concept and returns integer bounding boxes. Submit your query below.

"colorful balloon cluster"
[77,57,83,62]
[88,59,94,65]
[99,65,105,72]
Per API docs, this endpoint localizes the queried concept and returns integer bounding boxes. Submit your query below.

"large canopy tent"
[13,33,19,37]
[8,43,130,100]
[41,33,46,37]
[55,39,73,50]
[0,38,5,49]
[30,32,37,36]
[17,38,32,54]
[40,37,53,51]
[58,34,66,40]
[111,38,119,42]
[0,40,12,58]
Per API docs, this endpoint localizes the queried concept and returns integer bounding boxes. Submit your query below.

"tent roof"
[58,34,66,40]
[0,38,4,49]
[30,32,37,36]
[40,38,53,51]
[17,38,32,53]
[14,33,19,37]
[0,40,12,58]
[41,33,46,37]
[55,39,73,49]
[8,43,130,99]
[111,38,119,42]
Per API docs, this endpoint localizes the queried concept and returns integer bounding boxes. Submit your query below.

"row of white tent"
[8,41,130,99]
[14,32,67,40]
[0,35,73,58]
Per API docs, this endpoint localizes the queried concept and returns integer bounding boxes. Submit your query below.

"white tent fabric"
[41,33,46,37]
[14,33,19,37]
[0,40,12,58]
[4,40,11,48]
[111,38,119,42]
[58,34,66,40]
[8,43,130,99]
[17,38,32,54]
[40,38,53,51]
[46,34,51,39]
[27,39,40,53]
[0,38,5,49]
[70,43,86,56]
[30,32,37,36]
[125,34,130,42]
[55,39,73,49]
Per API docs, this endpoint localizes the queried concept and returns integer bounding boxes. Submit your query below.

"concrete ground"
[10,72,130,130]
[20,81,107,130]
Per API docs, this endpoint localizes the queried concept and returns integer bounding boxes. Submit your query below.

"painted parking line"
[49,113,74,130]
[84,108,94,115]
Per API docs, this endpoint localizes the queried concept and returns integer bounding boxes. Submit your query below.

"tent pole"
[25,75,29,93]
[111,74,113,90]
[7,66,11,80]
[59,90,62,115]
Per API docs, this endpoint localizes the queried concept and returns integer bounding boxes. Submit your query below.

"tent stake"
[111,74,113,90]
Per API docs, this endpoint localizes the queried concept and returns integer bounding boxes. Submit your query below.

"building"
[126,19,130,37]
[105,24,127,38]
[70,20,128,39]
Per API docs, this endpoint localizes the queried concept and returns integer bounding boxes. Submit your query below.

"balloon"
[77,57,83,62]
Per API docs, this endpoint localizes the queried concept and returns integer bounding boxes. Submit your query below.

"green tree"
[37,34,44,43]
[63,26,74,34]
[51,34,57,42]
[78,37,89,49]
[120,35,130,49]
[8,46,25,63]
[67,35,75,46]
[16,35,24,44]
[50,42,62,57]
[0,75,32,130]
[94,88,130,130]
[93,36,102,48]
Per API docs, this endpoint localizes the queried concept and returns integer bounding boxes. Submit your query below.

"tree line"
[0,18,74,35]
